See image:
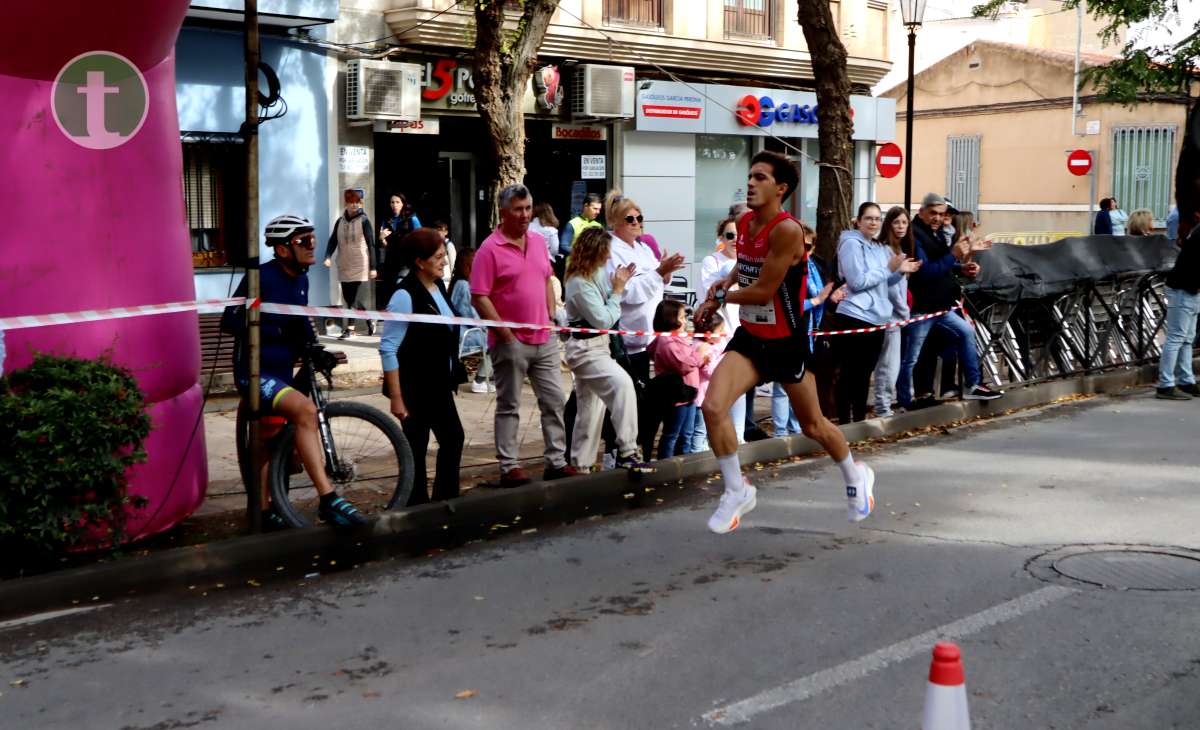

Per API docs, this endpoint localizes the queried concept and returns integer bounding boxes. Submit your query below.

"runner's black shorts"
[724,327,814,386]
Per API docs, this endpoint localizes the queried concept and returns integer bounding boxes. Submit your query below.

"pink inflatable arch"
[0,1,205,542]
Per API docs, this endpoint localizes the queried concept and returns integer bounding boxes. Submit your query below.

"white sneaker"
[707,482,757,534]
[470,381,488,394]
[487,382,496,393]
[846,463,875,523]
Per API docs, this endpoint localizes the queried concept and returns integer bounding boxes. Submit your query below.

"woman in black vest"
[379,228,466,505]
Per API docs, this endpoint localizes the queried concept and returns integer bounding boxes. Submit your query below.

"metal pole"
[244,0,262,534]
[904,26,916,214]
[1089,149,1097,235]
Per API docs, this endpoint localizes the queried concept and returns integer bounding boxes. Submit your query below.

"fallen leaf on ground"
[455,690,478,700]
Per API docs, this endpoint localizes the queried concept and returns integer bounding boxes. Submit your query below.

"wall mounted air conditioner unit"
[346,60,422,122]
[570,64,635,119]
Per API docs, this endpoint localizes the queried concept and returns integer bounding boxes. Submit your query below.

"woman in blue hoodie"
[833,202,922,423]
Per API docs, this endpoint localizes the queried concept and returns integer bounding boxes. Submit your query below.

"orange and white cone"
[921,642,971,730]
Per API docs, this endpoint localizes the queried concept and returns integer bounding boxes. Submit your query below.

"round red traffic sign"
[1067,149,1092,176]
[876,142,903,179]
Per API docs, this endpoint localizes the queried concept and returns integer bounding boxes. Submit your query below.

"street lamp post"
[900,0,926,214]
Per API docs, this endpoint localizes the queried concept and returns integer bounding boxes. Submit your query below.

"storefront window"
[695,135,751,267]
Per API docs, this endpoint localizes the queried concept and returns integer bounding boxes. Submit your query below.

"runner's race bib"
[740,302,776,326]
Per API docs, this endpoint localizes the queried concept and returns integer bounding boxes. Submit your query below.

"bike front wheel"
[268,400,414,527]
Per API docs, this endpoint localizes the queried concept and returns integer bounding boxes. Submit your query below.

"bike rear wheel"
[268,400,414,527]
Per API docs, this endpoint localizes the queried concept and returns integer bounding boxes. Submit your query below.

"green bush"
[0,353,151,556]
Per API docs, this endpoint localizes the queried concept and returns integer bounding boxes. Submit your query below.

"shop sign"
[636,81,705,133]
[387,118,440,135]
[338,145,369,173]
[419,58,564,116]
[552,123,607,141]
[734,94,819,128]
[634,80,894,141]
[581,155,606,179]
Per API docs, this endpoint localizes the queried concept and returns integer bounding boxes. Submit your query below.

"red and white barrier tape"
[0,298,245,331]
[0,298,962,339]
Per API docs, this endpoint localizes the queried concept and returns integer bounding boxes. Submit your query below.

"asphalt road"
[2,389,1198,729]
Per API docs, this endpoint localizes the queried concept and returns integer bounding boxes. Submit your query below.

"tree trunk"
[473,0,560,227]
[795,0,854,264]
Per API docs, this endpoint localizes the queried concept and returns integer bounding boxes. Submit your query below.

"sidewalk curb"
[0,364,1161,620]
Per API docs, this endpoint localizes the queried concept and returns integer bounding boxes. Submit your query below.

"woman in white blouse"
[603,189,686,383]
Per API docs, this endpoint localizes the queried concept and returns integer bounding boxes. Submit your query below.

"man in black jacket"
[898,193,1004,407]
[1156,215,1200,399]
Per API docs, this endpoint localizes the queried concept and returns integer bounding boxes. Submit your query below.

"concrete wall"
[175,26,332,303]
[619,129,698,285]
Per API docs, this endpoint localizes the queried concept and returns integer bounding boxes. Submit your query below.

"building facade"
[875,41,1187,236]
[330,0,897,291]
[177,0,339,307]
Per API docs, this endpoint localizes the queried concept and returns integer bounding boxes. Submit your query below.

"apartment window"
[724,0,774,39]
[1112,125,1176,221]
[182,136,247,269]
[603,0,663,28]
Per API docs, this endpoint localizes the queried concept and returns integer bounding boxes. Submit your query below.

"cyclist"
[222,214,368,529]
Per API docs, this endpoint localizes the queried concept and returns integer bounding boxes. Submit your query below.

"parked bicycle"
[236,345,414,527]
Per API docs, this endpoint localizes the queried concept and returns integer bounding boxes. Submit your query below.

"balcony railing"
[603,0,664,29]
[724,0,774,39]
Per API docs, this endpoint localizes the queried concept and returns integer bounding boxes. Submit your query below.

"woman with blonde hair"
[1127,208,1155,236]
[564,228,652,473]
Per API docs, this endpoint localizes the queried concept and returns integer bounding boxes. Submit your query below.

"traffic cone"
[921,642,971,730]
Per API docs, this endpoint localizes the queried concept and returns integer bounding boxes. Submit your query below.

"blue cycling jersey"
[222,259,317,383]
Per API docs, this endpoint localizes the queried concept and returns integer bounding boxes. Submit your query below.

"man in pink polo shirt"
[471,184,576,487]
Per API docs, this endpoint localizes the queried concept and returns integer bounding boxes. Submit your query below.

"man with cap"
[898,193,1004,407]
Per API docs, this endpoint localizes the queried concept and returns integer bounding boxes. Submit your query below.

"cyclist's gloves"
[311,346,340,374]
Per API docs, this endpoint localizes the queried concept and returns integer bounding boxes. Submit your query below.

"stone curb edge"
[0,363,1163,620]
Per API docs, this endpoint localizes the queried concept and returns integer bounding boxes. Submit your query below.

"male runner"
[694,151,874,534]
[223,214,368,529]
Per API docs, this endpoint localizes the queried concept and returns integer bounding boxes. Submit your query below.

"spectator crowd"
[367,176,1020,506]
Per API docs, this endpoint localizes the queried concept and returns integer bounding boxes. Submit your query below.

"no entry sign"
[1067,149,1093,176]
[876,142,903,179]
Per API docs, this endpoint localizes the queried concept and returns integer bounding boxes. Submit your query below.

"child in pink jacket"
[648,300,708,458]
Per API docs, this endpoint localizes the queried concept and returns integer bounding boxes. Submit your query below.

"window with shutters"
[724,0,774,40]
[181,137,246,269]
[603,0,664,28]
[945,135,981,216]
[1111,125,1176,221]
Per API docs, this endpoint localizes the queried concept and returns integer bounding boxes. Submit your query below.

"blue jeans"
[1157,287,1200,388]
[771,382,801,435]
[690,395,747,451]
[899,311,981,407]
[660,402,697,459]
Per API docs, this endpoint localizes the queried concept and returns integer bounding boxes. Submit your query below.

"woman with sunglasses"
[603,189,687,379]
[604,189,687,455]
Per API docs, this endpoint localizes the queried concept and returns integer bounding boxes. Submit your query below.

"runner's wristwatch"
[713,286,726,305]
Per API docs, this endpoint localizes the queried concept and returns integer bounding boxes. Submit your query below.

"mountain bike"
[235,345,414,527]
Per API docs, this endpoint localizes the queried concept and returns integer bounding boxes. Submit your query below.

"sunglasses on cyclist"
[723,231,736,240]
[624,214,644,224]
[290,234,317,249]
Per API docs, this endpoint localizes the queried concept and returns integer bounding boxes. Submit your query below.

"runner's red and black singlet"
[735,210,809,340]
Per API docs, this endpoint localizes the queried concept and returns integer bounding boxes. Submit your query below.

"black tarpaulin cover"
[967,234,1179,302]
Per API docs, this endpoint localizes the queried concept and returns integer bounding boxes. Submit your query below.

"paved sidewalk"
[200,333,775,517]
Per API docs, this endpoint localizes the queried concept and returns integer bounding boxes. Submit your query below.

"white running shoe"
[470,380,488,394]
[707,482,757,534]
[846,463,876,523]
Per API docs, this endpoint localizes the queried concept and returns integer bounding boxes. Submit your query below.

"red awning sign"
[875,142,903,179]
[1067,149,1093,176]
